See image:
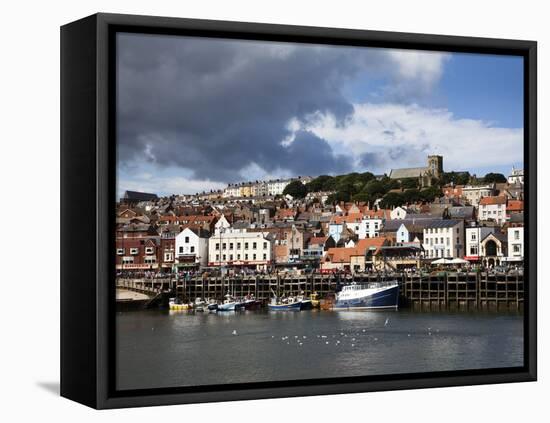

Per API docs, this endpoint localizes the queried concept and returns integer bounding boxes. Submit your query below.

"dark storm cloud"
[117,34,398,182]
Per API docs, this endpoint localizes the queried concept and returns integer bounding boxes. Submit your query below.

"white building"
[214,215,231,234]
[396,222,423,247]
[175,227,209,268]
[478,196,507,225]
[465,225,497,260]
[358,217,383,239]
[462,184,496,206]
[207,230,274,270]
[508,167,524,185]
[223,185,241,198]
[507,226,524,262]
[266,179,292,196]
[390,206,410,220]
[422,220,464,259]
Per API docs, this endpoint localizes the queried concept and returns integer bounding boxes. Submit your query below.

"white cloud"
[297,102,523,174]
[388,49,449,88]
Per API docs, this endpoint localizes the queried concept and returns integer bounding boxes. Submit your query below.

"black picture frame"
[60,12,537,409]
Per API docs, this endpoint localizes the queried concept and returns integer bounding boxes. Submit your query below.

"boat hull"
[268,301,302,311]
[334,285,399,310]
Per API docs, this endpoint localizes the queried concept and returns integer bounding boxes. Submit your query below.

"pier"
[116,271,524,311]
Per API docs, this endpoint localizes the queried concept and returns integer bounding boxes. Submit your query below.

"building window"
[130,247,138,255]
[164,253,173,261]
[513,244,521,253]
[222,254,226,260]
[263,242,268,249]
[470,246,478,255]
[245,254,248,260]
[263,253,267,260]
[179,246,183,254]
[222,243,227,250]
[514,230,520,240]
[237,242,241,249]
[215,243,220,250]
[229,243,234,249]
[117,248,124,255]
[446,238,450,246]
[245,242,249,250]
[215,254,219,261]
[471,233,476,240]
[230,254,233,261]
[446,249,450,257]
[253,254,257,260]
[237,254,241,260]
[190,246,195,253]
[185,236,189,243]
[145,247,154,254]
[253,242,257,249]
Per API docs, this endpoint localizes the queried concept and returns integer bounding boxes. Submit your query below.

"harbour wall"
[116,272,524,311]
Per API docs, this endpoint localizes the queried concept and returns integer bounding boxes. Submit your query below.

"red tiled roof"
[324,237,387,263]
[507,200,524,212]
[479,196,507,205]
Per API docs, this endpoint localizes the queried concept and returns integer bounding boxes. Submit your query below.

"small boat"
[242,295,261,310]
[217,294,241,311]
[334,281,399,310]
[169,297,191,311]
[296,294,313,310]
[268,296,302,311]
[194,297,206,312]
[207,301,219,312]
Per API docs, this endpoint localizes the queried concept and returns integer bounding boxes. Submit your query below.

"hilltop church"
[389,155,443,188]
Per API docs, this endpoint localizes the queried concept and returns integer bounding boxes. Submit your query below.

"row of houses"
[222,176,312,198]
[115,197,524,273]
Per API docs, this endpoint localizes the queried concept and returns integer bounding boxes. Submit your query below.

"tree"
[419,186,442,202]
[306,175,335,192]
[402,189,422,204]
[283,180,308,198]
[483,172,507,184]
[380,192,403,209]
[362,180,387,199]
[400,178,419,189]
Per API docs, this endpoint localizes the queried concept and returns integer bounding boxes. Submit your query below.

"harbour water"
[116,309,524,390]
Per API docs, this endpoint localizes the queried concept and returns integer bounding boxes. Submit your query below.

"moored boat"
[169,297,192,311]
[268,296,302,311]
[334,281,399,310]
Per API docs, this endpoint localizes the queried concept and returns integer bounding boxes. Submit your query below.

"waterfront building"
[116,238,159,271]
[478,196,507,225]
[464,224,498,262]
[207,230,274,270]
[478,232,507,267]
[396,222,424,247]
[175,227,209,269]
[506,225,524,264]
[321,237,387,272]
[422,219,464,259]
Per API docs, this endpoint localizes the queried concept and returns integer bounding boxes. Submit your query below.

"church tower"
[427,155,443,179]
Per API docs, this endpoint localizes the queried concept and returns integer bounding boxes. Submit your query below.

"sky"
[116,33,524,197]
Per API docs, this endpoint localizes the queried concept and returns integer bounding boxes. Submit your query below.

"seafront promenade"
[116,271,524,311]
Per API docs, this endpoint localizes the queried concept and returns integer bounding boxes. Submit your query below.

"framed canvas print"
[60,13,537,409]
